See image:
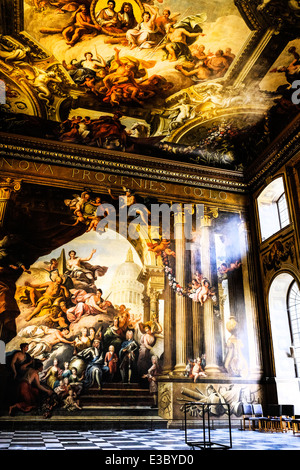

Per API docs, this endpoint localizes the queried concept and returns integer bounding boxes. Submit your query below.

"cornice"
[0,132,247,193]
[1,115,300,195]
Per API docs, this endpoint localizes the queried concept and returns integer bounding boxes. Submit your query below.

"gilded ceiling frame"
[0,0,299,194]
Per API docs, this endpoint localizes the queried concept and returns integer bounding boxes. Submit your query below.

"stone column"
[191,241,202,359]
[149,289,159,319]
[142,294,150,323]
[0,177,22,227]
[173,212,188,374]
[192,302,202,359]
[162,282,174,373]
[201,208,221,375]
[238,216,263,378]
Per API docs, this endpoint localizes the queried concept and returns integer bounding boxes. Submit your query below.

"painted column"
[162,282,174,373]
[192,302,202,359]
[0,177,21,227]
[191,241,202,359]
[201,208,221,375]
[149,290,159,319]
[142,294,150,323]
[238,216,263,378]
[173,211,188,374]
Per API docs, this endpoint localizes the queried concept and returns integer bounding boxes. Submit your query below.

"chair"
[241,403,253,430]
[291,416,300,434]
[266,404,282,432]
[267,404,294,432]
[280,405,295,432]
[269,415,284,432]
[267,404,281,416]
[248,404,270,431]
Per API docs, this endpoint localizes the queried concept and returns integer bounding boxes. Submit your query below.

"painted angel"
[147,239,171,257]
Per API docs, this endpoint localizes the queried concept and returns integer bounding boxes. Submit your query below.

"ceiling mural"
[0,0,299,170]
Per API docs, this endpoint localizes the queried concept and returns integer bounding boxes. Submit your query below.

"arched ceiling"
[0,0,299,174]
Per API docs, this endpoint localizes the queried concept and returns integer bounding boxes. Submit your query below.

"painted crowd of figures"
[32,0,236,109]
[61,38,235,109]
[5,320,162,417]
[2,224,163,417]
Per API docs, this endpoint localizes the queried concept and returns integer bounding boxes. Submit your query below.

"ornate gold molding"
[0,133,247,193]
[0,176,22,226]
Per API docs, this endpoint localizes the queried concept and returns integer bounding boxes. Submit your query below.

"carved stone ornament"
[262,239,295,273]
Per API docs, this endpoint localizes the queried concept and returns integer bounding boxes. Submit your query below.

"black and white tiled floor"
[0,428,300,450]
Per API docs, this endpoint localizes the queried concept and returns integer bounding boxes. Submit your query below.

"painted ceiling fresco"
[0,0,299,169]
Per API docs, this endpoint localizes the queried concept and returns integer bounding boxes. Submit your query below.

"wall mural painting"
[173,383,262,422]
[1,184,252,418]
[5,229,164,417]
[1,1,299,169]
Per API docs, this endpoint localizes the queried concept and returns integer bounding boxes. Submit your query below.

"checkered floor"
[0,428,300,450]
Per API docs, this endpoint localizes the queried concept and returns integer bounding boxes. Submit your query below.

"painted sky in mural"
[30,229,143,295]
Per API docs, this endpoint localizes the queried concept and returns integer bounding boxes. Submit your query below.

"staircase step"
[0,414,168,430]
[82,400,153,406]
[80,383,153,406]
[83,388,149,396]
[80,393,152,400]
[53,405,158,416]
[101,383,142,389]
[0,382,165,430]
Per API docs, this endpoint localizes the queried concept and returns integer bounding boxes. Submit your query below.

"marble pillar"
[173,217,188,374]
[191,242,202,359]
[162,282,175,373]
[238,217,263,378]
[201,210,221,375]
[149,290,160,319]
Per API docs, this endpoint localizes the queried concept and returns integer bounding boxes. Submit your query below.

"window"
[277,193,289,229]
[268,274,300,411]
[287,281,300,378]
[257,177,290,241]
[0,80,5,105]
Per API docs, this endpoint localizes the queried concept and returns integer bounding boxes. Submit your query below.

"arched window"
[277,192,289,229]
[257,177,290,241]
[268,274,300,413]
[287,280,300,377]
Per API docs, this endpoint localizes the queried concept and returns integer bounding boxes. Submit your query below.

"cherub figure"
[189,276,212,305]
[63,388,82,411]
[217,261,242,277]
[147,239,171,257]
[164,247,176,258]
[191,357,207,382]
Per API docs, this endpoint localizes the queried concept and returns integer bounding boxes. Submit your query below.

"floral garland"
[161,250,189,297]
[161,250,217,304]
